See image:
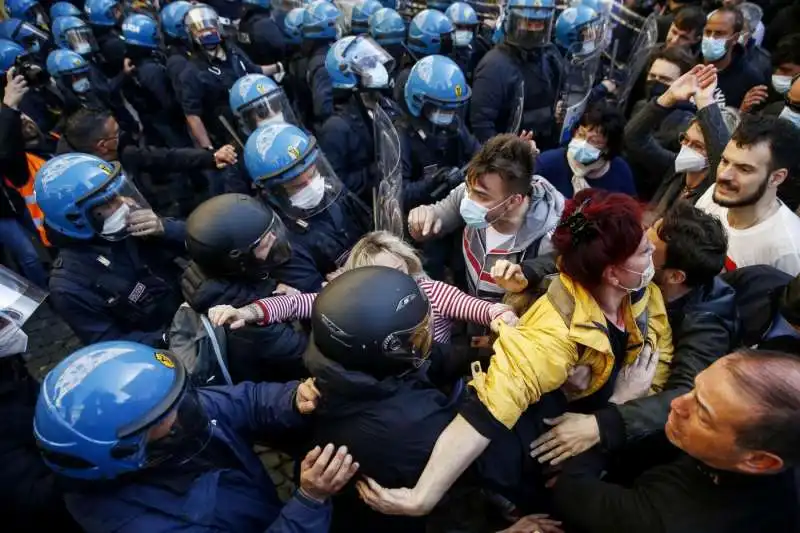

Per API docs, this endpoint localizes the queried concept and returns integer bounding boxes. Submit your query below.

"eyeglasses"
[678,132,706,154]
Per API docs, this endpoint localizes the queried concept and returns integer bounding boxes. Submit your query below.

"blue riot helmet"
[244,123,344,220]
[282,7,306,45]
[445,2,477,47]
[46,48,91,94]
[0,18,50,53]
[34,341,213,480]
[504,0,556,50]
[407,9,454,57]
[405,54,470,127]
[243,0,271,11]
[351,0,382,34]
[573,0,610,16]
[34,153,153,240]
[368,7,405,46]
[84,0,123,26]
[271,0,304,29]
[554,5,600,55]
[302,1,340,40]
[121,13,160,48]
[6,0,49,29]
[230,74,298,134]
[326,35,394,89]
[52,15,99,55]
[0,39,25,75]
[160,1,191,40]
[185,4,223,49]
[50,1,82,19]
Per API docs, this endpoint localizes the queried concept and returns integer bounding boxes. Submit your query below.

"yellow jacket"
[469,274,674,429]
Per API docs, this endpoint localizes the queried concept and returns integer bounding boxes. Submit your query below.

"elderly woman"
[356,188,674,515]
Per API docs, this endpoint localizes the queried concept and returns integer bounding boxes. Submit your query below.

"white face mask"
[581,40,596,54]
[780,106,800,129]
[454,30,473,47]
[72,77,91,94]
[619,256,655,292]
[289,173,326,210]
[360,63,389,89]
[772,74,793,95]
[101,203,130,237]
[426,108,456,126]
[674,144,708,173]
[258,112,285,127]
[0,325,28,357]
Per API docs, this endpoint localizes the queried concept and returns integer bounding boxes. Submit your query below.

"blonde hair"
[344,231,424,276]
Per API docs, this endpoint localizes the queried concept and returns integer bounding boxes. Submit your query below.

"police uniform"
[238,9,286,66]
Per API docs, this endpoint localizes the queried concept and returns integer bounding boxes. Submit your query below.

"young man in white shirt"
[696,113,800,276]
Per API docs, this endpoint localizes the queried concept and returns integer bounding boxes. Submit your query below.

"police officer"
[180,4,280,154]
[295,0,341,128]
[445,2,481,81]
[397,54,480,209]
[0,17,51,60]
[350,0,382,36]
[553,4,602,57]
[319,35,396,198]
[35,153,185,346]
[281,6,308,115]
[50,1,83,19]
[45,47,139,137]
[368,7,406,65]
[159,0,192,102]
[393,9,454,102]
[244,123,372,277]
[182,194,320,381]
[238,0,286,66]
[5,0,49,31]
[120,13,192,149]
[83,0,127,78]
[470,0,563,147]
[34,341,358,532]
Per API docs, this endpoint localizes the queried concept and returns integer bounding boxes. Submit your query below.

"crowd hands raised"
[2,0,800,531]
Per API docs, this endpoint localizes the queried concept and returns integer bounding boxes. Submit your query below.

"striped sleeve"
[418,279,494,326]
[254,293,318,325]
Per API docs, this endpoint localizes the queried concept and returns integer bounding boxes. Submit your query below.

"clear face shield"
[260,152,345,221]
[77,163,153,241]
[238,90,297,134]
[0,265,47,358]
[237,213,294,277]
[506,9,554,49]
[575,18,601,54]
[345,36,395,89]
[65,25,99,55]
[27,4,50,29]
[421,99,468,136]
[186,7,222,48]
[15,21,50,53]
[384,308,433,370]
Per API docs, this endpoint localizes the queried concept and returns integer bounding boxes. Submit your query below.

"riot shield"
[508,79,524,135]
[372,104,404,237]
[605,8,658,108]
[0,265,47,357]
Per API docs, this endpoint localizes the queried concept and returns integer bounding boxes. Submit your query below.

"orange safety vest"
[4,153,51,247]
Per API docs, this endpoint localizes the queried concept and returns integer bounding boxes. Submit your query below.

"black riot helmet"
[311,266,433,378]
[185,193,292,279]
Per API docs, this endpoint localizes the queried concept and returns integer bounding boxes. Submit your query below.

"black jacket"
[553,450,798,533]
[305,342,458,533]
[715,45,768,109]
[624,99,730,217]
[0,107,29,219]
[181,261,309,383]
[595,277,739,451]
[0,359,81,532]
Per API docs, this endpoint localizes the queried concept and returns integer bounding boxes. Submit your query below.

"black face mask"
[646,80,669,100]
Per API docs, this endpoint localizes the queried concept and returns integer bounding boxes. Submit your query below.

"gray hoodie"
[430,176,565,301]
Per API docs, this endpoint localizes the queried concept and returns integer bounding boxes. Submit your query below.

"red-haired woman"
[356,188,675,515]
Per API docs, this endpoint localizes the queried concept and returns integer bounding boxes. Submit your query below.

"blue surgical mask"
[426,108,456,126]
[567,138,602,165]
[72,77,91,94]
[701,36,729,62]
[779,106,800,129]
[459,197,490,229]
[772,74,792,95]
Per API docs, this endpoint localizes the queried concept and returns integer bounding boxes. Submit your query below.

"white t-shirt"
[696,185,800,276]
[485,226,515,252]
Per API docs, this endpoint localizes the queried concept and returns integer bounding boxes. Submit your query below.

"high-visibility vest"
[4,153,51,247]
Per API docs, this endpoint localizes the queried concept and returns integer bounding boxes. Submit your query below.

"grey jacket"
[624,99,731,219]
[430,176,565,300]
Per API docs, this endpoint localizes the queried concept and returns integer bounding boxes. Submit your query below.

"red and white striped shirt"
[254,278,508,343]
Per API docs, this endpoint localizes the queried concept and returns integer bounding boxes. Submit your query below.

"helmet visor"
[245,213,293,270]
[239,91,290,134]
[185,7,221,44]
[385,308,432,366]
[78,164,153,241]
[259,153,345,221]
[15,21,50,49]
[65,26,99,54]
[345,36,395,88]
[142,385,213,469]
[506,9,553,47]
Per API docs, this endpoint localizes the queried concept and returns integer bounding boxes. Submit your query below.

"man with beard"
[695,113,800,275]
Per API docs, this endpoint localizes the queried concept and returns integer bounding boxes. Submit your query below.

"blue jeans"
[0,218,48,288]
